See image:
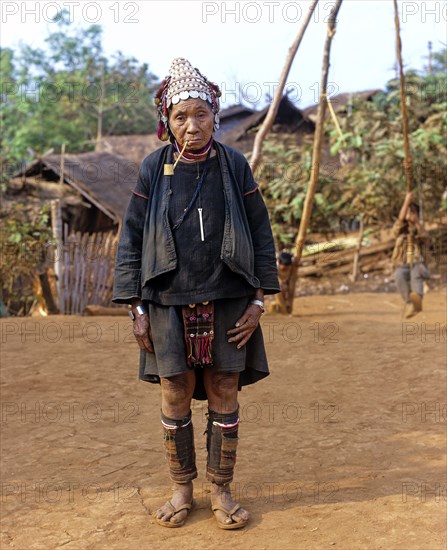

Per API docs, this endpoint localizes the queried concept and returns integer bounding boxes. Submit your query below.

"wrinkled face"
[168,98,214,151]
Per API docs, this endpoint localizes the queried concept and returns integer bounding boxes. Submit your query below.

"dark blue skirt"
[139,296,269,400]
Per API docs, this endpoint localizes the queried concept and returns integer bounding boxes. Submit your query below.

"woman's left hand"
[227,303,263,349]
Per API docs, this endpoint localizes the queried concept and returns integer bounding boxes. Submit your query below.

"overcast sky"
[2,0,446,109]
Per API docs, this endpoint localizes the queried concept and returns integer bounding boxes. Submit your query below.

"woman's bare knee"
[161,372,195,417]
[204,371,239,412]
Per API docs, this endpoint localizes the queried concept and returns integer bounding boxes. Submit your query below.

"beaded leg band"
[161,410,197,483]
[206,408,239,485]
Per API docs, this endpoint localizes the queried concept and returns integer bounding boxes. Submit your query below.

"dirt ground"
[1,291,446,550]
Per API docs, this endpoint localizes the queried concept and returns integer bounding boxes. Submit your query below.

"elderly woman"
[113,58,279,529]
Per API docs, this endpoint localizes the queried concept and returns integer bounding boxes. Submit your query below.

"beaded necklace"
[173,137,214,162]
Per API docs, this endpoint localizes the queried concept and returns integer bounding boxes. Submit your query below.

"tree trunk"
[95,65,105,151]
[249,0,319,174]
[283,0,344,315]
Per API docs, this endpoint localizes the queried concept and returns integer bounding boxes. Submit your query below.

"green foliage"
[1,10,159,165]
[327,65,446,225]
[257,50,446,247]
[256,135,349,246]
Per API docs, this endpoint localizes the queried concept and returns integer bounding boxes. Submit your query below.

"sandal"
[211,503,249,530]
[154,500,194,528]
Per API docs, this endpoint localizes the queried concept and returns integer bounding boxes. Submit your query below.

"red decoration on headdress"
[157,122,169,141]
[153,60,221,141]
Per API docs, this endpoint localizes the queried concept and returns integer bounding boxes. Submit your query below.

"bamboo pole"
[393,0,412,193]
[283,0,343,314]
[72,236,82,314]
[249,0,319,174]
[50,199,64,313]
[326,95,343,138]
[326,94,350,166]
[59,143,65,184]
[393,0,415,267]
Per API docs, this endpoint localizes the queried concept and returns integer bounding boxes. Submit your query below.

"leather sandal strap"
[174,502,192,513]
[166,500,192,516]
[212,503,241,519]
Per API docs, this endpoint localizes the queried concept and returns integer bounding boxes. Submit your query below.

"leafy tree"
[256,136,342,246]
[256,49,446,248]
[328,63,446,225]
[1,10,159,165]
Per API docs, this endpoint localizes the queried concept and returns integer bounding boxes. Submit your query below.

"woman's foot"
[410,291,423,312]
[211,483,249,529]
[406,292,423,318]
[154,481,194,527]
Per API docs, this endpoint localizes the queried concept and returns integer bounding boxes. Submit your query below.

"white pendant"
[198,208,205,241]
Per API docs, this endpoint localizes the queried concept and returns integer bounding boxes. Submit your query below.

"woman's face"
[168,98,214,151]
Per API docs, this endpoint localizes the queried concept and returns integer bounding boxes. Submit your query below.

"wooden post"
[250,0,319,174]
[51,199,64,313]
[282,0,343,315]
[59,143,65,184]
[393,0,414,266]
[393,0,412,194]
[38,272,59,314]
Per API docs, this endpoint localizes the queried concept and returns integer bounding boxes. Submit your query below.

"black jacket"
[112,141,279,304]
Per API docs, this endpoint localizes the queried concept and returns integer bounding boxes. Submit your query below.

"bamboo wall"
[55,231,119,315]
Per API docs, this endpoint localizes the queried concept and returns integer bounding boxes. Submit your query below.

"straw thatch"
[219,96,315,153]
[14,151,138,228]
[96,135,162,166]
[302,89,381,123]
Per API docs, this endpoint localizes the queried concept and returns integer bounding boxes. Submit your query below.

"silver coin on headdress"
[156,57,221,141]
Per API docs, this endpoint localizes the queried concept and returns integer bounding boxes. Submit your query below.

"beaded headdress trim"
[154,57,221,141]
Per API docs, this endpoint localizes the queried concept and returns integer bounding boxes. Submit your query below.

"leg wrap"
[161,410,197,483]
[206,408,239,485]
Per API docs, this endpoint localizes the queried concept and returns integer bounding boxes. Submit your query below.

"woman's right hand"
[132,314,154,353]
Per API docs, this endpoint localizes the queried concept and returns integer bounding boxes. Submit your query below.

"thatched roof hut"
[96,135,162,166]
[216,105,255,137]
[302,89,381,123]
[95,99,310,163]
[11,151,138,233]
[96,106,256,164]
[219,96,314,153]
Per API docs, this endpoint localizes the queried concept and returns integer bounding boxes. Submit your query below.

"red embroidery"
[244,186,259,197]
[132,190,149,200]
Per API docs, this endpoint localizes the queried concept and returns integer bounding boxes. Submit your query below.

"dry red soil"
[1,291,446,549]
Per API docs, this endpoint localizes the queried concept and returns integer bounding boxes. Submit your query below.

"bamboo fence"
[55,229,119,314]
